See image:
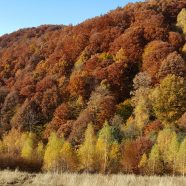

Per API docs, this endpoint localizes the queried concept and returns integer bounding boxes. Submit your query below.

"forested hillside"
[0,0,185,174]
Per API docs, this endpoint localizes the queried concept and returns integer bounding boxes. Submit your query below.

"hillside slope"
[0,0,185,146]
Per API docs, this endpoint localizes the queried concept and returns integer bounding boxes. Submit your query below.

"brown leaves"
[0,0,185,147]
[142,40,174,80]
[111,27,146,60]
[121,137,153,173]
[36,77,56,92]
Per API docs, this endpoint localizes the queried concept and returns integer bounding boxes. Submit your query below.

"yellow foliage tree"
[157,128,180,174]
[36,141,45,161]
[0,140,3,153]
[78,123,96,172]
[138,153,148,174]
[109,141,121,173]
[114,48,127,62]
[166,132,179,175]
[176,138,186,176]
[157,128,175,161]
[177,8,186,35]
[96,121,120,173]
[3,128,22,155]
[60,141,77,172]
[43,132,64,171]
[134,95,149,135]
[21,132,36,161]
[150,75,186,125]
[147,144,163,175]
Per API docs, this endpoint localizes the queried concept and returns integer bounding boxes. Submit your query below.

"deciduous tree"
[43,132,64,171]
[147,144,163,175]
[177,138,186,176]
[150,75,186,125]
[78,123,96,172]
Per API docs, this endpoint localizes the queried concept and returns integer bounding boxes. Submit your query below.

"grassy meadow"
[0,170,186,186]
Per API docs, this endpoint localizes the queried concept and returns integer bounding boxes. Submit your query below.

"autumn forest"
[0,0,186,175]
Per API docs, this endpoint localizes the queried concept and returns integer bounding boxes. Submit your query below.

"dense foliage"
[0,0,186,175]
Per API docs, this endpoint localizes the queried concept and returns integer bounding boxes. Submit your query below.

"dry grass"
[0,170,186,186]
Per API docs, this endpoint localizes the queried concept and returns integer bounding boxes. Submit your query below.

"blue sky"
[0,0,138,36]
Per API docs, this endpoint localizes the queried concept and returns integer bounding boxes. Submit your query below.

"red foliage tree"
[44,103,72,138]
[121,137,153,173]
[144,120,163,137]
[168,32,183,48]
[111,26,146,60]
[157,51,186,80]
[36,76,57,92]
[142,40,174,80]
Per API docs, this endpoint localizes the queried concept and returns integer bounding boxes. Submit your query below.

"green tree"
[78,123,96,172]
[150,75,186,125]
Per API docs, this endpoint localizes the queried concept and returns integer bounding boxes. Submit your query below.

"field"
[0,170,186,186]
